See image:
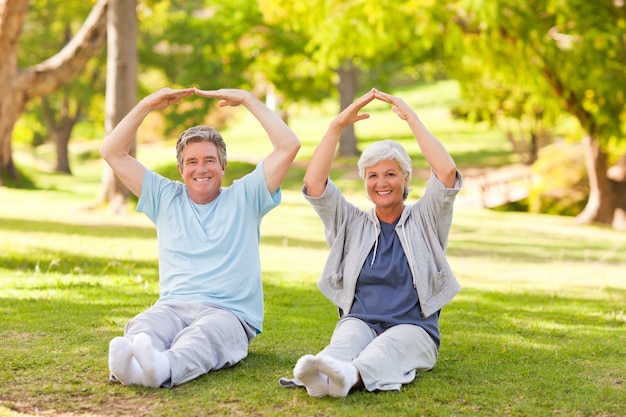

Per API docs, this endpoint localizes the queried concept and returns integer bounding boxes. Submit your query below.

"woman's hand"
[332,88,377,128]
[373,89,416,122]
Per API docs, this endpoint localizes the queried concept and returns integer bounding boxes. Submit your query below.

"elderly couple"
[101,86,462,397]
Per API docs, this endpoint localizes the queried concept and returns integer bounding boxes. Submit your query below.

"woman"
[281,88,462,397]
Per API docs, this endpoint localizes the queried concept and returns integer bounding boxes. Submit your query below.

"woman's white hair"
[357,140,412,200]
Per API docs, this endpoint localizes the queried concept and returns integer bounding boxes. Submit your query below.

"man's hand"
[194,88,251,108]
[144,88,195,111]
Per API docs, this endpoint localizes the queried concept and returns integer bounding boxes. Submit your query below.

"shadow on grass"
[1,245,158,278]
[0,217,155,239]
[260,234,328,250]
[0,165,38,190]
[450,221,626,265]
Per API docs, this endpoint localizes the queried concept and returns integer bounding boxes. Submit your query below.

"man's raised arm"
[100,88,195,197]
[194,88,301,194]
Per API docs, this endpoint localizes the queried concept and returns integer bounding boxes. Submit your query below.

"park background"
[1,1,625,416]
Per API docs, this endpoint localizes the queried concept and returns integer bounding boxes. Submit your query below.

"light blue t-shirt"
[136,162,280,332]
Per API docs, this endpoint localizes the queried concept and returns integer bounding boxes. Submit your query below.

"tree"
[0,0,108,185]
[450,74,559,165]
[42,61,105,175]
[17,2,107,175]
[446,0,626,230]
[97,0,137,214]
[97,0,280,212]
[136,0,266,129]
[258,0,446,157]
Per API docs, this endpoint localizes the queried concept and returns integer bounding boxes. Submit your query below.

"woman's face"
[364,159,408,211]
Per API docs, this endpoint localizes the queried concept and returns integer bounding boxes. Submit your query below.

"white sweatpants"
[318,317,439,392]
[123,302,255,387]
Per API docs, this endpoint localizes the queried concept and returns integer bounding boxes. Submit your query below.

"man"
[101,87,301,387]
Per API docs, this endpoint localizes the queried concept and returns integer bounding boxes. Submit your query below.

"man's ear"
[177,164,183,177]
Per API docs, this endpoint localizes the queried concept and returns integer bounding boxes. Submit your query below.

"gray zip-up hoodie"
[303,171,463,319]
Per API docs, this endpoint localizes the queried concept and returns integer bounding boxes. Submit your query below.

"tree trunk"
[576,134,617,226]
[607,155,626,231]
[610,181,626,231]
[0,96,21,185]
[53,114,77,174]
[336,60,360,157]
[98,0,137,214]
[0,0,107,185]
[41,95,81,174]
[0,0,31,185]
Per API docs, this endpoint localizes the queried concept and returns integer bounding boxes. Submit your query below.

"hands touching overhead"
[331,88,418,128]
[140,87,253,111]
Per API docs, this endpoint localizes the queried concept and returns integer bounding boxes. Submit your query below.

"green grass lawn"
[1,81,625,416]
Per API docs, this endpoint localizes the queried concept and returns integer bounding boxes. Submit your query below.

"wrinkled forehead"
[365,158,403,172]
[181,140,219,159]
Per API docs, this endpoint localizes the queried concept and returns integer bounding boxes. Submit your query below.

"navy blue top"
[346,219,440,346]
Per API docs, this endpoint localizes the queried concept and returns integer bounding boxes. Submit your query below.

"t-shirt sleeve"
[136,169,182,224]
[238,161,281,217]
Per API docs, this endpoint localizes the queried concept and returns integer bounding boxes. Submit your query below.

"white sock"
[132,333,171,388]
[316,355,358,398]
[108,337,142,386]
[293,354,329,397]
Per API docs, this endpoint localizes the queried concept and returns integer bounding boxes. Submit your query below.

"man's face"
[177,141,225,204]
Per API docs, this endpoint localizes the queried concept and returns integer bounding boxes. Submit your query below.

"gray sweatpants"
[318,317,439,392]
[123,302,256,387]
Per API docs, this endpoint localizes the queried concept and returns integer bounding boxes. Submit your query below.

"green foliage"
[137,0,268,131]
[447,0,626,153]
[257,0,449,104]
[261,0,444,68]
[249,24,335,104]
[529,141,589,216]
[19,1,97,65]
[0,165,36,190]
[18,0,107,149]
[12,113,46,148]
